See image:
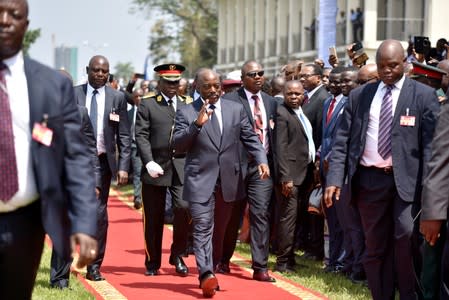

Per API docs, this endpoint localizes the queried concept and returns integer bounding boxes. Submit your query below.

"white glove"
[146,161,164,178]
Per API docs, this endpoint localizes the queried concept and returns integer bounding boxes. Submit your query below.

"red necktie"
[251,95,264,144]
[326,97,337,124]
[302,92,309,106]
[0,62,19,201]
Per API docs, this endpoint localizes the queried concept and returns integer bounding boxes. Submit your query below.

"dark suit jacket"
[327,77,440,203]
[303,85,330,149]
[320,95,348,175]
[421,101,449,220]
[135,93,191,186]
[173,98,268,203]
[78,105,101,190]
[275,104,311,185]
[25,58,97,259]
[223,87,277,177]
[74,84,131,176]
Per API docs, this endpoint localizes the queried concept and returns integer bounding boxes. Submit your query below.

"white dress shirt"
[0,52,38,212]
[162,92,178,111]
[360,75,405,167]
[86,84,106,154]
[293,107,316,163]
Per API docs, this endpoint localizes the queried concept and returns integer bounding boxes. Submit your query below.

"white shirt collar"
[378,75,406,91]
[3,51,24,76]
[87,83,105,95]
[243,88,262,101]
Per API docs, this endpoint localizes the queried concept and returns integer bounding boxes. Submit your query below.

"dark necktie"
[0,62,19,201]
[326,97,337,124]
[378,85,393,159]
[251,95,264,144]
[209,104,222,146]
[90,89,98,137]
[167,98,175,114]
[302,92,310,106]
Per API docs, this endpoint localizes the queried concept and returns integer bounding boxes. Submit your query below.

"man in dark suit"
[135,63,191,276]
[274,80,315,273]
[173,69,269,297]
[325,39,440,300]
[222,60,278,282]
[74,55,131,281]
[298,63,329,260]
[420,89,449,300]
[0,0,98,298]
[49,105,102,289]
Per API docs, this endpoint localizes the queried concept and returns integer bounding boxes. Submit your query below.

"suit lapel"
[238,88,254,126]
[393,77,412,126]
[25,59,43,129]
[78,84,87,106]
[327,96,347,131]
[103,86,113,128]
[286,106,306,138]
[193,99,220,149]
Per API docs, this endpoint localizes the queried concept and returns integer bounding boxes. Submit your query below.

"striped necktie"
[378,85,393,159]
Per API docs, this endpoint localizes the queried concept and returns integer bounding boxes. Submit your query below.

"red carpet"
[80,187,328,300]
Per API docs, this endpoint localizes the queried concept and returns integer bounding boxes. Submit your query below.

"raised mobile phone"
[329,46,337,57]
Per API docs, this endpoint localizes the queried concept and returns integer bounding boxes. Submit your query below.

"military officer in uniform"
[135,64,192,276]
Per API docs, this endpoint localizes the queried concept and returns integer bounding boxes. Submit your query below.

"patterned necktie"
[90,89,98,137]
[326,97,337,124]
[378,85,393,159]
[251,95,264,144]
[0,62,19,201]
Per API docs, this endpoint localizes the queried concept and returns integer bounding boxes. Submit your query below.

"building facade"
[54,46,78,82]
[215,0,449,76]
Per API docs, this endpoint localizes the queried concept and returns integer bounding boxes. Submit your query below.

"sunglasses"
[246,70,265,78]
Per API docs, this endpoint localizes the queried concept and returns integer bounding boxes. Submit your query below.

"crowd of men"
[2,0,449,299]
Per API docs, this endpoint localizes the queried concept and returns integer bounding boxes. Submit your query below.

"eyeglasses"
[245,70,265,78]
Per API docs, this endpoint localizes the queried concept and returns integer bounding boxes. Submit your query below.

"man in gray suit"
[74,55,131,280]
[173,69,269,298]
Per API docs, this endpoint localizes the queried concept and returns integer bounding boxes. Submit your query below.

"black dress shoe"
[200,272,219,298]
[350,271,367,285]
[50,280,70,289]
[144,268,159,276]
[86,269,105,281]
[274,263,294,273]
[133,197,142,209]
[214,262,230,274]
[169,255,188,276]
[253,270,276,282]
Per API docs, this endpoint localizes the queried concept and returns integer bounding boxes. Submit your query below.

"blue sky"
[27,0,152,83]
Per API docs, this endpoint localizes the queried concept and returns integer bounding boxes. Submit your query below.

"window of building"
[377,0,424,41]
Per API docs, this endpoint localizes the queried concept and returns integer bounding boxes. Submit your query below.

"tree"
[23,28,41,56]
[131,0,217,77]
[114,62,134,83]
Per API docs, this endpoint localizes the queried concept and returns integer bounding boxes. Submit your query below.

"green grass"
[32,244,94,300]
[235,243,372,300]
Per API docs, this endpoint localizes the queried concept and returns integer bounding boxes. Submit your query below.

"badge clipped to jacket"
[109,108,120,122]
[32,114,53,146]
[400,108,415,127]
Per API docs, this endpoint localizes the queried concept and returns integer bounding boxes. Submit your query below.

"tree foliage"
[131,0,217,77]
[114,61,134,82]
[23,28,41,56]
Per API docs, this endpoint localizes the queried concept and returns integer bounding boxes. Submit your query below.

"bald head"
[270,76,285,96]
[376,39,405,85]
[358,63,379,85]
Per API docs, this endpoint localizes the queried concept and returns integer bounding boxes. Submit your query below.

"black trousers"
[141,181,189,270]
[355,166,419,300]
[0,201,45,299]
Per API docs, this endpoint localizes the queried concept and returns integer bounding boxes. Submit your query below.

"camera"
[414,36,431,55]
[351,41,364,56]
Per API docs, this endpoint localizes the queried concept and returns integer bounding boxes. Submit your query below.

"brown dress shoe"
[214,262,230,274]
[253,270,276,282]
[200,273,219,298]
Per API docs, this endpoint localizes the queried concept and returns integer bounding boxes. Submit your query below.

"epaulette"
[141,91,156,100]
[179,94,193,104]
